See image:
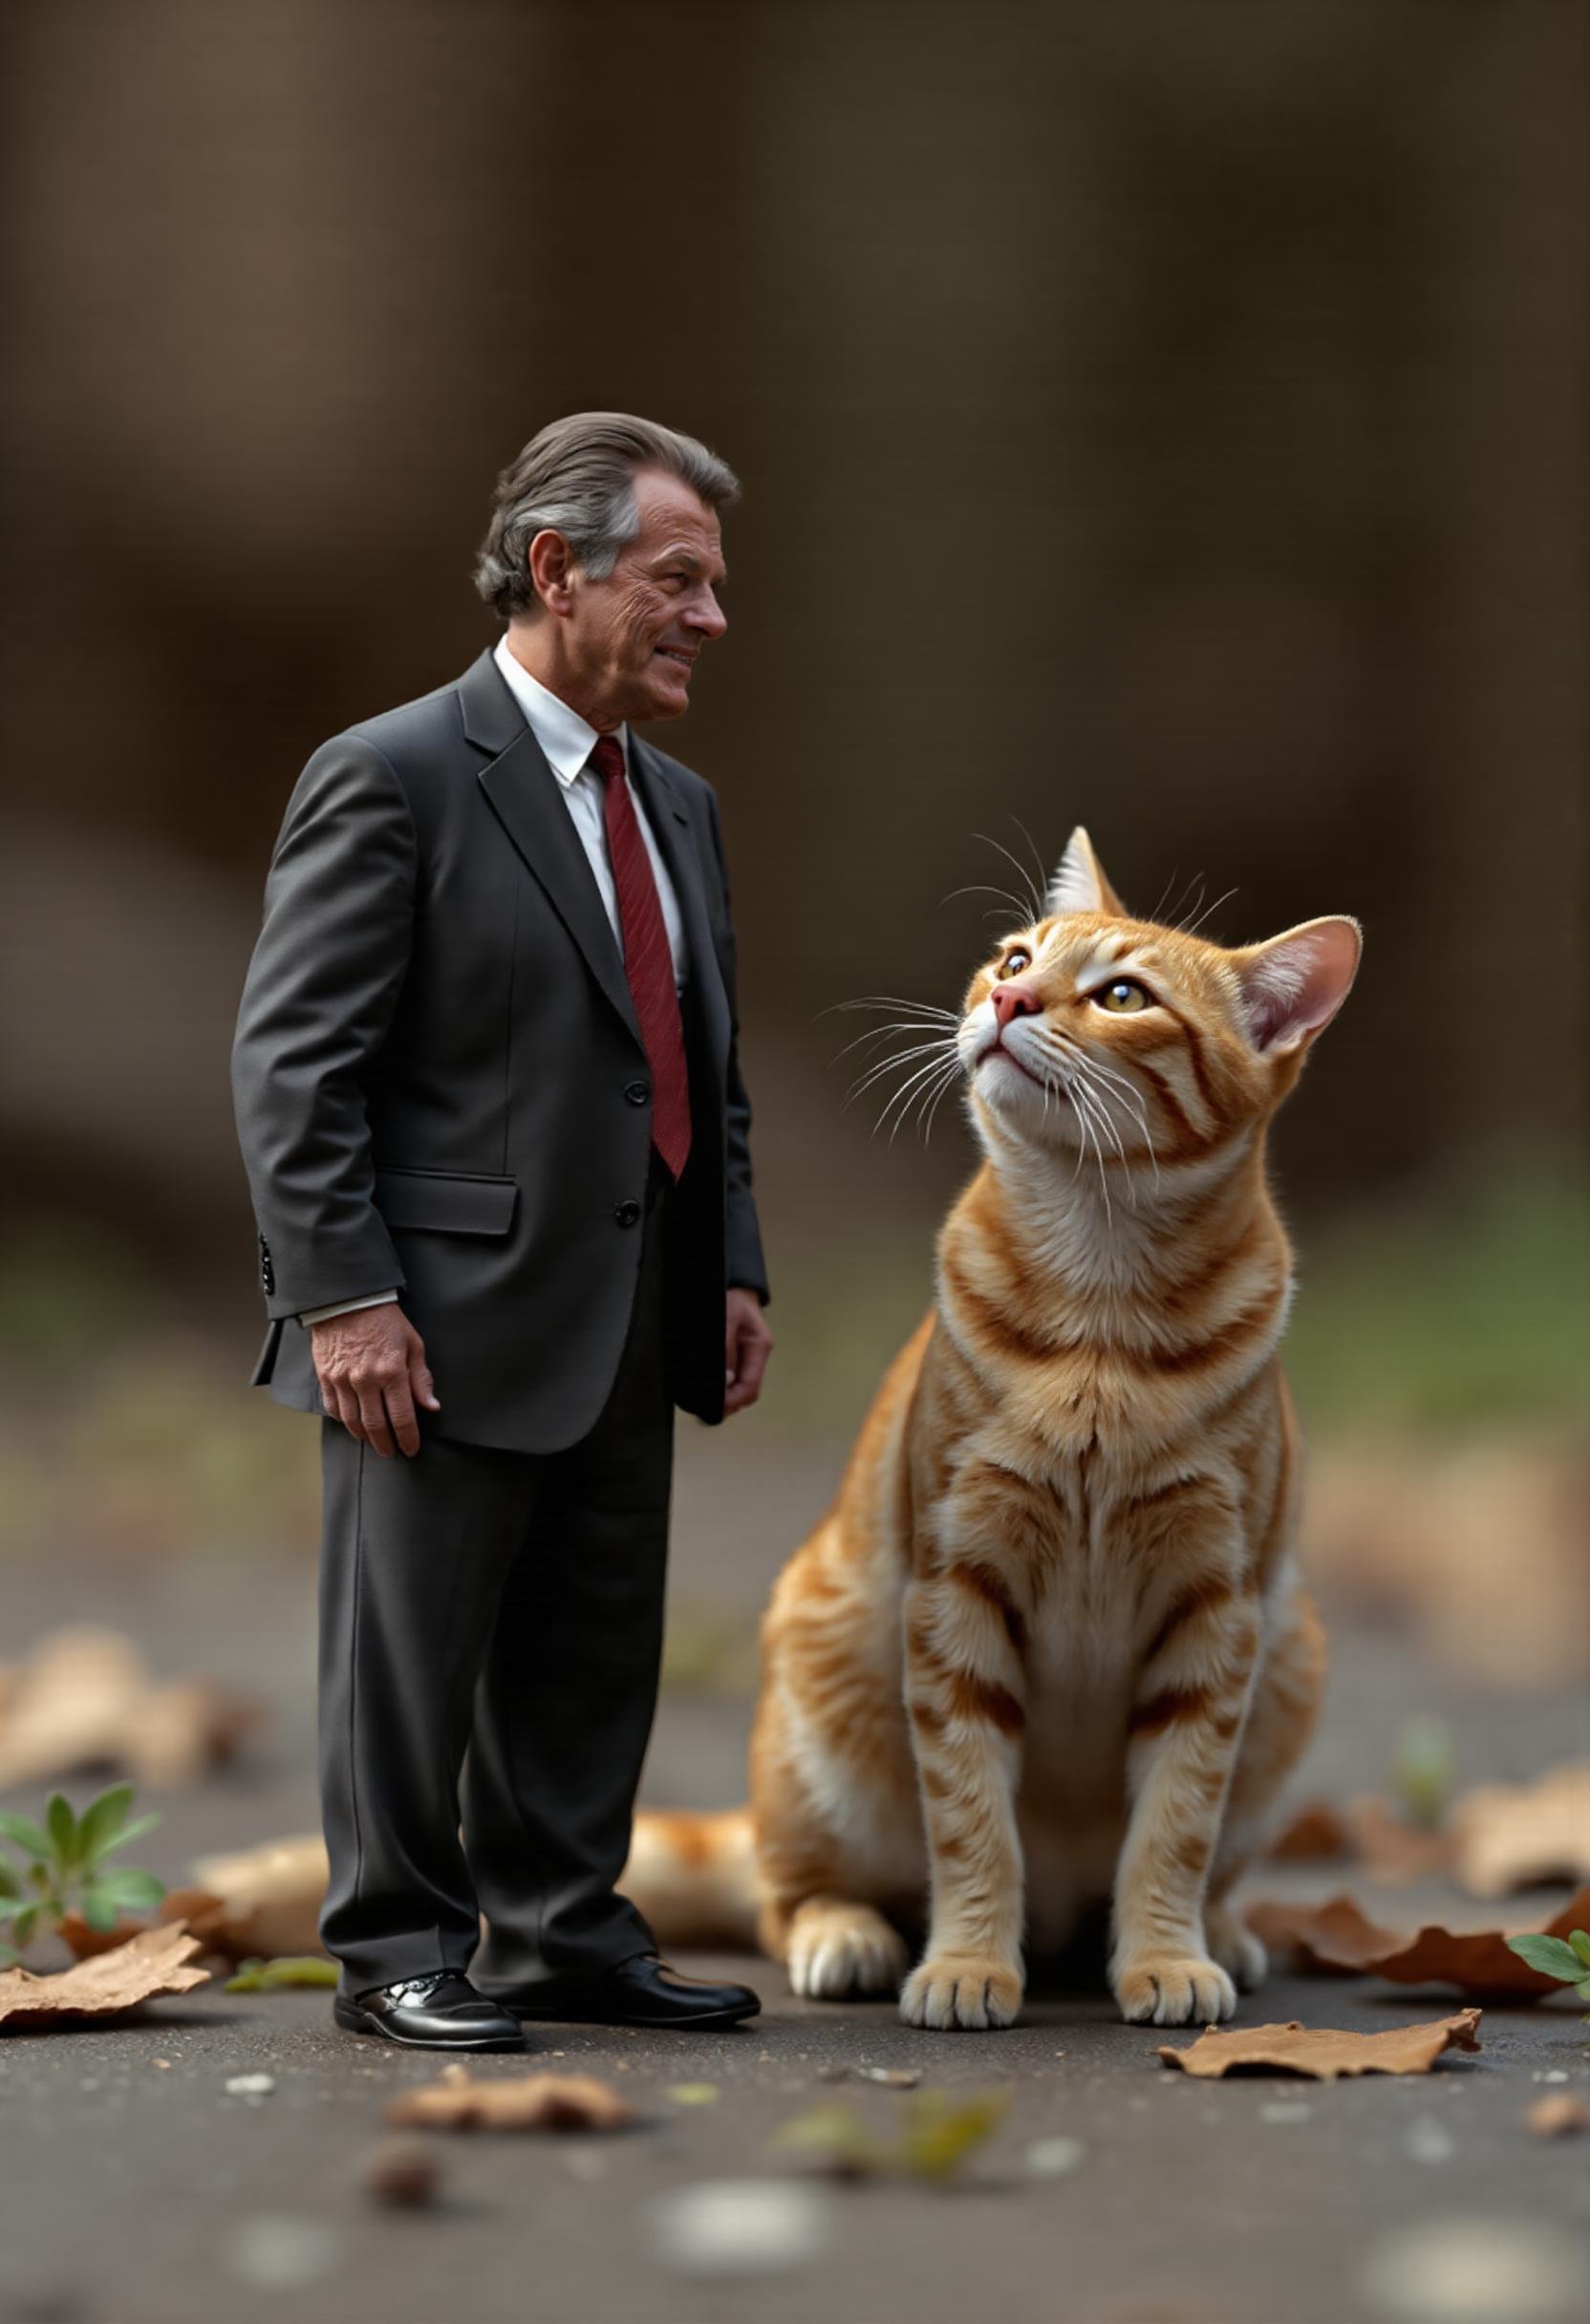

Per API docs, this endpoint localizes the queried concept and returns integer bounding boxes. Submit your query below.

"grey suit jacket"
[230,647,768,1454]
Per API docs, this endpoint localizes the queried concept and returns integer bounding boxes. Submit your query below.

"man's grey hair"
[473,412,740,620]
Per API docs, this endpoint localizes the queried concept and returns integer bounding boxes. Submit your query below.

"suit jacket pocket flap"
[374,1167,518,1236]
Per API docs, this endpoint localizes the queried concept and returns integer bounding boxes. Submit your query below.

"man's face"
[564,467,728,726]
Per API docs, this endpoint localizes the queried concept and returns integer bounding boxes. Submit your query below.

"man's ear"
[1046,826,1127,916]
[1235,916,1362,1054]
[527,527,577,615]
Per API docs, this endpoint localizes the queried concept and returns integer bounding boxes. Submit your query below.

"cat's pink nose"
[991,980,1042,1027]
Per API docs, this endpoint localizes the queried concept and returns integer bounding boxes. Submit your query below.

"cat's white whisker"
[971,829,1046,924]
[906,1058,966,1145]
[1178,886,1239,942]
[848,1039,959,1107]
[873,1050,966,1141]
[835,1020,960,1063]
[942,881,1039,925]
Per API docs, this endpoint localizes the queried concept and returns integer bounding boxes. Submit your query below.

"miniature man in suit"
[232,414,773,2050]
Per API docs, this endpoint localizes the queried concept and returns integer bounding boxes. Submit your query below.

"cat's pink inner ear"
[1237,916,1362,1054]
[1047,827,1126,917]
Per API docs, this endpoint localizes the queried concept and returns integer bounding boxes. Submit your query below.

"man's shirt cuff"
[298,1290,400,1326]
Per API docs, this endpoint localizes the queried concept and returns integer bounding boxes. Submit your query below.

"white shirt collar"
[491,633,629,788]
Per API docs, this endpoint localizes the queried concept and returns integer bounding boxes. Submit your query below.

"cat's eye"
[999,949,1032,978]
[1094,979,1150,1013]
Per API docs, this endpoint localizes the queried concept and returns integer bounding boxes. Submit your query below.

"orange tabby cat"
[635,829,1360,2029]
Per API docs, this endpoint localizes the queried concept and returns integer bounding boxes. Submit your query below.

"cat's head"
[955,827,1361,1173]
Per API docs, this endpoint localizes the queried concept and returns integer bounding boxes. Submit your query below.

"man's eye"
[1094,979,1150,1013]
[999,949,1032,978]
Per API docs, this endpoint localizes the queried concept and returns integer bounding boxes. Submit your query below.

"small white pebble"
[225,2215,342,2292]
[226,2074,276,2098]
[1361,2217,1586,2319]
[1543,2070,1569,2084]
[649,2182,829,2277]
[1406,2115,1454,2164]
[1026,2136,1086,2177]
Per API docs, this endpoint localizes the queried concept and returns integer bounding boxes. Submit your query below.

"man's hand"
[723,1285,773,1418]
[310,1303,440,1457]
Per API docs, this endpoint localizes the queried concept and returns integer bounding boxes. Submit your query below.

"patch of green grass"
[1284,1155,1587,1431]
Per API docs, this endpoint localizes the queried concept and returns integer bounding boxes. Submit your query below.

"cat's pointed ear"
[1235,916,1362,1055]
[1047,827,1126,917]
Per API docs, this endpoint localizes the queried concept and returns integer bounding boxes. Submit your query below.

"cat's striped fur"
[633,830,1359,2028]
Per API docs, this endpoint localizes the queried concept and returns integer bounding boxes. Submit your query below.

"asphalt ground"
[2,1429,1588,2324]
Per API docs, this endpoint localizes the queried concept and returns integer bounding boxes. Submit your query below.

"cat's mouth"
[981,1038,1051,1092]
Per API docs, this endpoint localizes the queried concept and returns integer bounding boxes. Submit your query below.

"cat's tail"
[620,1807,761,1950]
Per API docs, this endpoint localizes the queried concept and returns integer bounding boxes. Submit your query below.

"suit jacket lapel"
[462,652,643,1046]
[627,734,731,1071]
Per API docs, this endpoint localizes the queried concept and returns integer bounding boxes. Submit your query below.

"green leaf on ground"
[0,1814,53,1862]
[45,1795,77,1866]
[90,1868,164,1913]
[1505,1934,1584,1982]
[75,1785,135,1863]
[224,1957,339,1991]
[899,2091,1011,2181]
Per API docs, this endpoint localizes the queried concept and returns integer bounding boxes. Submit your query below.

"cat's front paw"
[899,1952,1022,2030]
[1111,1949,1236,2027]
[786,1900,909,1999]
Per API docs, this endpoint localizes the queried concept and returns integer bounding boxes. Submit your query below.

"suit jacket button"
[625,1081,650,1106]
[613,1199,642,1228]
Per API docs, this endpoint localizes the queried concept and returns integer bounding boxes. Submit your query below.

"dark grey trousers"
[315,1175,674,1999]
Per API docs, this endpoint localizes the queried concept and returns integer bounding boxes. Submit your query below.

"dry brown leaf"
[1452,1765,1590,1899]
[386,2063,634,2133]
[1345,1796,1459,1886]
[1263,1795,1456,1885]
[188,1836,331,1959]
[1247,1883,1590,1998]
[1245,1893,1407,1975]
[0,1625,264,1790]
[1157,2009,1483,2079]
[1301,1441,1589,1687]
[0,1922,209,2027]
[1264,1801,1352,1861]
[1525,2095,1590,2138]
[362,2138,444,2206]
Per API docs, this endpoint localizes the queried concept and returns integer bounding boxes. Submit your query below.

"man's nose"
[685,587,727,640]
[991,980,1042,1028]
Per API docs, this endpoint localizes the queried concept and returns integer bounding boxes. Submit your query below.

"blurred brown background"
[0,0,1583,1689]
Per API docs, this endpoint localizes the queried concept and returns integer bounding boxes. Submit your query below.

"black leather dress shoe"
[333,1969,529,2050]
[503,1954,761,2029]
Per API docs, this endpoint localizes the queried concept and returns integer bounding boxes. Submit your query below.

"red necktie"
[591,736,692,1179]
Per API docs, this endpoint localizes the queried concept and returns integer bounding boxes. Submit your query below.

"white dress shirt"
[298,638,688,1327]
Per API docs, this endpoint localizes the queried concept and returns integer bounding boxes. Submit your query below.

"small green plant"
[773,2089,1011,2182]
[0,1782,164,1963]
[1391,1715,1455,1830]
[223,1956,339,1992]
[1505,1926,1590,2017]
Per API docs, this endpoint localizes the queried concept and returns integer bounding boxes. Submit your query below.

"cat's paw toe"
[1112,1952,1236,2027]
[1205,1909,1267,1993]
[787,1904,908,1999]
[899,1954,1022,2030]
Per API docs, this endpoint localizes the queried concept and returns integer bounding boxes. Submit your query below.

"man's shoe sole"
[500,1996,761,2030]
[332,1994,527,2050]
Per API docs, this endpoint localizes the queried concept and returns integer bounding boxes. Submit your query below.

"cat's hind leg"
[1205,1586,1329,1992]
[784,1896,910,1999]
